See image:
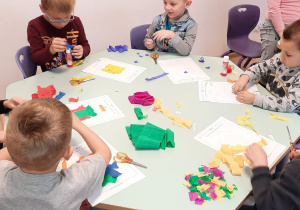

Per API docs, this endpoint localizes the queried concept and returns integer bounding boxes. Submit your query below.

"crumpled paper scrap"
[128,91,155,106]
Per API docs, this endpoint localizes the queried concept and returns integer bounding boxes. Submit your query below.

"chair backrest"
[15,46,37,79]
[130,24,151,50]
[227,5,260,40]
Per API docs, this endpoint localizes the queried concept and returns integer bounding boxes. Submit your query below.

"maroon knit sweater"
[27,15,90,72]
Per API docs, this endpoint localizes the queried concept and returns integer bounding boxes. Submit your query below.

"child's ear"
[185,0,192,9]
[39,4,46,13]
[63,146,74,161]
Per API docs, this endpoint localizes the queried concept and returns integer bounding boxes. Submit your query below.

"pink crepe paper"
[128,91,155,106]
[185,174,192,181]
[198,179,208,185]
[213,169,224,179]
[207,183,216,191]
[202,165,213,174]
[189,192,198,201]
[195,198,205,205]
[210,191,218,200]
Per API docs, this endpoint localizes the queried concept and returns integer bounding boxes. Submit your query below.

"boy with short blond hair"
[144,0,197,56]
[0,98,111,209]
[28,0,90,71]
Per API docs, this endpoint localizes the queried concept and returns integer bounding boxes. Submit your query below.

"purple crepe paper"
[189,192,198,201]
[206,66,210,69]
[109,45,117,52]
[134,60,138,63]
[107,48,112,52]
[195,198,205,205]
[210,191,218,200]
[199,57,205,63]
[185,174,192,181]
[145,54,149,56]
[184,71,188,74]
[145,72,169,81]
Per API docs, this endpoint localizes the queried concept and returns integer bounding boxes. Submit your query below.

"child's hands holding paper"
[245,143,268,168]
[72,45,83,59]
[232,75,250,93]
[153,30,176,41]
[50,38,67,55]
[146,39,155,50]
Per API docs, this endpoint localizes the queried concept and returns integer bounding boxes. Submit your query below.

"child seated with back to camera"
[27,0,90,72]
[233,20,300,115]
[0,98,111,209]
[144,0,197,56]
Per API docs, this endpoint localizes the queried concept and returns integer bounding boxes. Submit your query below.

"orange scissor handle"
[113,152,132,163]
[150,54,159,59]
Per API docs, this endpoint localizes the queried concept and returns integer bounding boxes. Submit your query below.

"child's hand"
[289,149,300,159]
[72,45,84,59]
[3,97,27,109]
[0,131,5,143]
[245,143,268,168]
[50,38,67,55]
[153,30,176,41]
[236,91,256,104]
[232,75,250,93]
[72,112,82,131]
[146,39,155,50]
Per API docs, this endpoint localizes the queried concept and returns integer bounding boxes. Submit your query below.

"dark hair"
[283,19,300,51]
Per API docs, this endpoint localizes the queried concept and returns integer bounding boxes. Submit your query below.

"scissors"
[287,125,296,152]
[113,152,147,169]
[150,53,159,64]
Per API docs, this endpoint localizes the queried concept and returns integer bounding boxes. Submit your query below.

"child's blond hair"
[6,98,72,171]
[41,0,75,13]
[283,19,300,51]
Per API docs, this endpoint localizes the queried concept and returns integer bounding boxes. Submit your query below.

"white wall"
[0,0,267,99]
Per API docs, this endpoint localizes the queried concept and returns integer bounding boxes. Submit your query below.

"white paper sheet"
[58,137,145,206]
[198,81,259,104]
[82,58,146,83]
[157,57,210,84]
[66,95,124,128]
[194,117,287,167]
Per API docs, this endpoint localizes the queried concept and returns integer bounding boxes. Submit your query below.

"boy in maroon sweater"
[27,0,90,72]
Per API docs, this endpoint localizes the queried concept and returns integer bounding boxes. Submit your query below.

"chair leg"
[243,58,252,68]
[221,50,234,57]
[237,56,246,68]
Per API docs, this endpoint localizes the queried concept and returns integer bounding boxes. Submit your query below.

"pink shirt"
[265,0,300,33]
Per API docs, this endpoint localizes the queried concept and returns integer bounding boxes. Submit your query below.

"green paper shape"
[128,124,144,144]
[198,167,204,172]
[126,126,132,140]
[165,129,175,148]
[135,123,165,149]
[198,192,211,200]
[160,135,167,150]
[143,114,148,119]
[200,175,210,182]
[134,107,144,120]
[189,186,199,192]
[189,175,200,186]
[102,174,118,187]
[74,105,97,118]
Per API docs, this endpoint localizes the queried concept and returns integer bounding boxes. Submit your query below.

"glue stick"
[221,56,229,77]
[66,48,73,68]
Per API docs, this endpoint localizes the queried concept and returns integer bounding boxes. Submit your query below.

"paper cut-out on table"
[101,64,125,74]
[72,75,94,81]
[67,95,125,128]
[134,60,138,63]
[54,91,66,100]
[184,166,238,206]
[194,117,287,168]
[134,107,147,120]
[73,105,97,121]
[126,122,175,150]
[145,72,169,81]
[128,91,155,105]
[176,102,181,109]
[145,54,149,56]
[38,85,56,98]
[270,112,291,122]
[113,152,147,169]
[107,45,116,52]
[73,59,84,67]
[99,105,106,112]
[199,57,205,63]
[107,45,128,53]
[206,66,210,69]
[237,109,260,134]
[80,89,83,92]
[70,78,95,86]
[158,57,210,84]
[209,139,267,176]
[154,98,193,129]
[102,161,122,187]
[82,58,146,83]
[227,78,237,83]
[198,81,259,104]
[150,53,159,64]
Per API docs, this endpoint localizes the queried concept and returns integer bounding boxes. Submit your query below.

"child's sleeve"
[75,17,91,59]
[251,157,300,209]
[27,22,55,66]
[144,19,156,48]
[253,75,300,113]
[169,22,197,56]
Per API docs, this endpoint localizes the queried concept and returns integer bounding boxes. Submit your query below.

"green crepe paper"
[189,186,199,192]
[198,192,212,200]
[126,124,144,144]
[74,105,97,118]
[165,129,175,148]
[134,107,144,120]
[102,174,118,187]
[198,167,204,172]
[189,175,200,186]
[161,135,167,150]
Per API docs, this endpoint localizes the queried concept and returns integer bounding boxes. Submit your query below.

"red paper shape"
[71,105,85,113]
[128,91,155,106]
[79,116,92,121]
[31,93,39,99]
[37,85,56,98]
[69,97,79,102]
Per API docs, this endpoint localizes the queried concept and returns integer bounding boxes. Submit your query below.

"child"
[240,143,300,209]
[27,0,90,72]
[232,20,300,115]
[0,98,111,209]
[144,0,197,56]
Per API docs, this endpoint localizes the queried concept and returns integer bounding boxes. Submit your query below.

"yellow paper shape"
[72,75,93,81]
[72,59,84,67]
[202,202,207,206]
[221,145,230,154]
[231,165,242,176]
[185,172,194,176]
[101,64,125,74]
[234,155,245,168]
[246,158,253,166]
[230,145,244,155]
[215,188,226,199]
[211,177,226,187]
[237,109,260,134]
[154,98,162,110]
[183,181,191,187]
[227,185,235,192]
[209,159,220,168]
[80,89,83,92]
[197,184,210,192]
[62,159,67,169]
[257,138,267,147]
[176,102,181,108]
[270,112,291,122]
